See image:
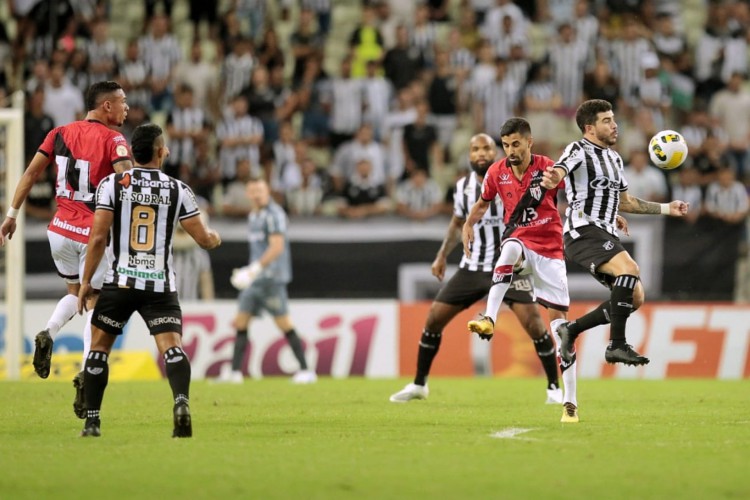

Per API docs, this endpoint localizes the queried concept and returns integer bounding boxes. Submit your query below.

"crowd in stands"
[0,0,748,230]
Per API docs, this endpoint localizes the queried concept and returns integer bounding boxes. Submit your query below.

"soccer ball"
[648,130,688,170]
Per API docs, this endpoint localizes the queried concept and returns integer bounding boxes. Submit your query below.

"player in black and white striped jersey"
[390,133,563,404]
[542,99,689,366]
[77,124,221,438]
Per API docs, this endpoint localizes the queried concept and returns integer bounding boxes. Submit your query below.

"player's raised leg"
[468,239,524,338]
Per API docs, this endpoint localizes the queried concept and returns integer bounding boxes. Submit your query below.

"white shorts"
[504,238,570,311]
[47,230,107,289]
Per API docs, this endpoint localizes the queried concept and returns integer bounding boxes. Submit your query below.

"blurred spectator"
[635,52,671,131]
[188,0,219,41]
[216,94,264,183]
[473,57,519,141]
[235,0,267,41]
[693,1,747,103]
[290,7,325,86]
[427,50,458,160]
[382,86,418,182]
[222,158,254,217]
[321,56,365,150]
[120,104,151,143]
[349,5,385,78]
[138,13,182,111]
[523,61,563,157]
[43,62,84,127]
[427,0,450,23]
[331,123,387,193]
[302,0,333,38]
[704,167,750,225]
[608,16,651,110]
[337,159,392,219]
[383,25,420,90]
[572,0,598,59]
[410,4,438,70]
[375,0,399,49]
[482,0,528,40]
[173,40,220,119]
[165,84,211,180]
[403,100,441,177]
[548,22,587,114]
[583,59,620,110]
[218,8,243,51]
[670,167,703,225]
[66,48,90,95]
[395,168,444,221]
[257,27,285,72]
[362,59,393,140]
[143,0,174,29]
[691,132,731,193]
[287,158,326,217]
[623,149,669,202]
[296,55,330,146]
[222,36,255,103]
[24,59,49,93]
[23,86,55,220]
[243,66,280,145]
[506,41,530,92]
[652,12,687,59]
[118,38,151,110]
[269,121,301,196]
[468,40,497,104]
[87,19,120,83]
[709,72,750,182]
[187,136,221,204]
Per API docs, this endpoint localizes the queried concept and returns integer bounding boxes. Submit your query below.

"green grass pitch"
[1,378,748,499]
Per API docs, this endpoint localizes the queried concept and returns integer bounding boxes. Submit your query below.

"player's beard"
[597,130,617,147]
[470,160,490,177]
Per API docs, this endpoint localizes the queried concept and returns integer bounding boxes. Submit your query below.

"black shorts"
[564,225,626,289]
[434,267,534,309]
[92,284,183,336]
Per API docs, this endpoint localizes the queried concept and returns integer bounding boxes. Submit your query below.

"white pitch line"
[489,427,537,440]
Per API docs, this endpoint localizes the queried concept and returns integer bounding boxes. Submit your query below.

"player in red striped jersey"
[0,81,133,417]
[462,117,579,422]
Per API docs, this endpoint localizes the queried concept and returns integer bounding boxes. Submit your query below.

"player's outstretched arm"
[619,191,689,216]
[0,153,50,245]
[541,165,566,189]
[180,214,222,250]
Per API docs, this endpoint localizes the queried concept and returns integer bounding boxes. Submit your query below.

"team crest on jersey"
[530,186,542,201]
[603,241,615,251]
[118,173,131,188]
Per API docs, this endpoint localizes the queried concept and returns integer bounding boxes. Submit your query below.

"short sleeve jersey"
[248,201,292,284]
[39,119,132,243]
[95,168,201,293]
[481,155,565,259]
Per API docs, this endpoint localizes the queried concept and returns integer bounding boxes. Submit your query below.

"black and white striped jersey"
[555,138,629,237]
[166,106,209,167]
[95,167,201,292]
[454,173,505,272]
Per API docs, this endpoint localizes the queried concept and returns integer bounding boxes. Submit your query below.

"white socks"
[45,294,79,338]
[485,241,524,323]
[551,318,577,407]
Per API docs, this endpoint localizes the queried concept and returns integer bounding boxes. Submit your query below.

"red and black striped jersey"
[38,119,132,243]
[481,154,565,259]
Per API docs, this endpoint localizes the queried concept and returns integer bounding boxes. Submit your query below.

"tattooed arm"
[619,191,690,216]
